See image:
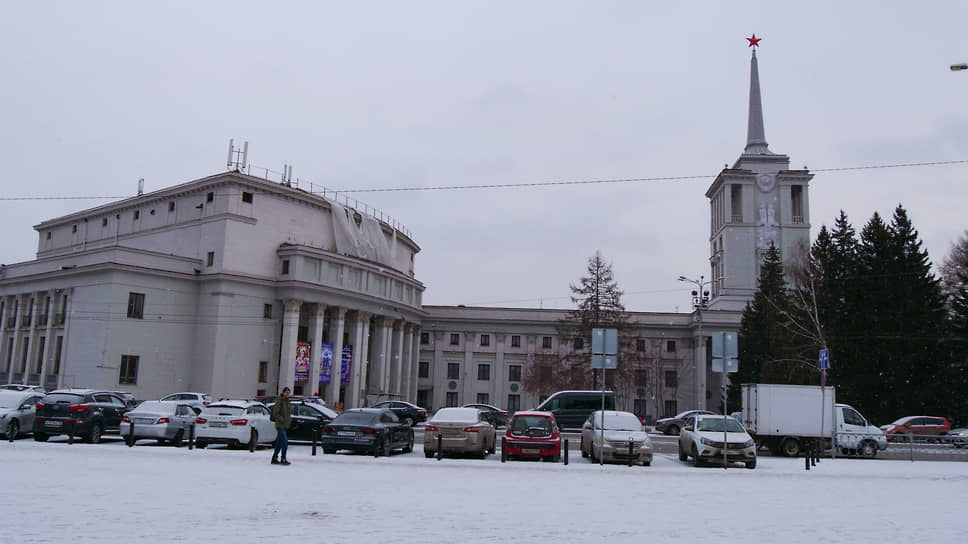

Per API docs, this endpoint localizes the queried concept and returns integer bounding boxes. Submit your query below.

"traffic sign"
[818,349,830,370]
[591,354,617,369]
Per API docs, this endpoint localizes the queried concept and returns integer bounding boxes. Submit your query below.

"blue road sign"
[818,349,830,370]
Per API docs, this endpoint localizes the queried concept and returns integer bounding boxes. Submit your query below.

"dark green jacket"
[271,395,292,429]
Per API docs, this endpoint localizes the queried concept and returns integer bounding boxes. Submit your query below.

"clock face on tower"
[756,173,776,192]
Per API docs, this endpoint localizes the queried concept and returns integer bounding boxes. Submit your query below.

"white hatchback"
[194,400,277,449]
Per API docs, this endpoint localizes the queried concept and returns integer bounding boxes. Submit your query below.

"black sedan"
[268,400,339,442]
[33,389,130,443]
[371,401,427,426]
[462,403,509,428]
[320,408,414,456]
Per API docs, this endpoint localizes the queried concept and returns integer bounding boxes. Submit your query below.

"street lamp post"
[678,275,710,410]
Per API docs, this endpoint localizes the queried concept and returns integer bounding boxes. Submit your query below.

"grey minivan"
[534,390,615,430]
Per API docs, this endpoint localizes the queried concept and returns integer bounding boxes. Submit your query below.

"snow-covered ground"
[3,439,965,543]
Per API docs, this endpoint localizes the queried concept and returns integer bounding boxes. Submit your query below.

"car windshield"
[511,416,552,435]
[697,418,745,433]
[135,401,175,413]
[673,410,699,419]
[596,412,641,431]
[333,412,379,425]
[201,405,244,416]
[315,405,339,419]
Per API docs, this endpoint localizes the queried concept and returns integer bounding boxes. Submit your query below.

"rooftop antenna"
[137,178,144,196]
[226,139,249,172]
[282,164,293,186]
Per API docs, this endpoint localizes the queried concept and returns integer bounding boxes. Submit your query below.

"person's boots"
[271,457,280,465]
[280,459,291,466]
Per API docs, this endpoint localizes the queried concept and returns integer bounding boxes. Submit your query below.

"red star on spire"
[747,34,762,48]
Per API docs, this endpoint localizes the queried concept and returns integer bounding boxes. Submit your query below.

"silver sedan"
[0,390,44,439]
[423,407,496,458]
[120,401,197,446]
[580,410,653,466]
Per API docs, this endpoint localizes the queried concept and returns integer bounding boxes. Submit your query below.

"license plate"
[44,420,62,427]
[522,448,540,454]
[136,418,154,424]
[209,422,227,428]
[337,431,356,437]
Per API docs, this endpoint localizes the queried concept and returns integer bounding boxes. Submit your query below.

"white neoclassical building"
[0,46,812,420]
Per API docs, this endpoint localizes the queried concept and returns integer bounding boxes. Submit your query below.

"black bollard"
[563,439,568,465]
[249,429,256,453]
[312,427,318,456]
[127,421,135,447]
[628,439,634,467]
[8,424,13,442]
[68,420,75,445]
[188,423,195,450]
[805,448,810,471]
[501,436,507,463]
[811,442,817,466]
[436,434,442,461]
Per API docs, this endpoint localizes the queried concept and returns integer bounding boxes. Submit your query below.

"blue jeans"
[273,427,288,460]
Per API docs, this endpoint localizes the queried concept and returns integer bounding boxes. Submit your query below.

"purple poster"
[340,345,352,384]
[319,343,334,384]
[294,341,310,383]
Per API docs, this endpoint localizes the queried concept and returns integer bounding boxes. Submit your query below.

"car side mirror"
[20,404,31,410]
[684,426,694,432]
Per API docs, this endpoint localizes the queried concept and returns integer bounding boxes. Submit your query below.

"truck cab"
[835,403,888,457]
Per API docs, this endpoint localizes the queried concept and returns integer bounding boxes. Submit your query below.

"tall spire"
[744,48,772,155]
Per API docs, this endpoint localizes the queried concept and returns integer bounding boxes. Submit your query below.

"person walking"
[270,387,292,465]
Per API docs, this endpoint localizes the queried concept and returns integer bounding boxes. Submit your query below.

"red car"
[880,416,951,441]
[503,411,561,462]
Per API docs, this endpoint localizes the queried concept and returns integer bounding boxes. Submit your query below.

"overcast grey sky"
[2,2,966,312]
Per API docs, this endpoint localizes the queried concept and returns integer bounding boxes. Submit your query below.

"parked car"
[112,391,141,409]
[946,428,968,448]
[120,401,197,446]
[678,414,756,469]
[503,410,561,462]
[655,409,716,435]
[0,384,46,394]
[160,392,212,411]
[424,407,496,458]
[580,410,653,466]
[372,401,427,426]
[33,389,130,443]
[533,390,614,430]
[462,403,509,427]
[0,390,44,439]
[320,408,414,456]
[266,399,339,442]
[194,400,277,449]
[880,416,951,441]
[256,394,327,408]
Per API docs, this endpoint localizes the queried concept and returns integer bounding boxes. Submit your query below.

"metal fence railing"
[835,431,968,461]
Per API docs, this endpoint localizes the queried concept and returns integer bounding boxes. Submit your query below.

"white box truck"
[740,384,888,458]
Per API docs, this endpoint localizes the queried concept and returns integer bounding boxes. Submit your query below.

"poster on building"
[341,345,352,384]
[319,343,334,384]
[295,341,311,383]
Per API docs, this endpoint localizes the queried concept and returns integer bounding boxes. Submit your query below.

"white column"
[24,293,41,384]
[11,295,27,383]
[278,298,302,393]
[308,303,326,396]
[694,328,706,411]
[369,316,390,396]
[359,314,372,405]
[409,327,421,401]
[56,289,74,390]
[38,291,56,385]
[345,312,366,409]
[326,307,346,406]
[399,324,413,400]
[0,296,12,383]
[390,320,404,398]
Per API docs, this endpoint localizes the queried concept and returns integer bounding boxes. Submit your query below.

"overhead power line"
[0,159,965,201]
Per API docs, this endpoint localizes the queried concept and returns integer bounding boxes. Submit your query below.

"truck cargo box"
[741,384,836,439]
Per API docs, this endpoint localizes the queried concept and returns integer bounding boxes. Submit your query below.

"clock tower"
[706,44,813,311]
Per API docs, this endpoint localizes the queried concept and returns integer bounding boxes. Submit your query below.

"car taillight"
[424,425,438,432]
[464,426,480,433]
[69,404,89,412]
[322,426,334,434]
[122,415,131,423]
[230,419,248,426]
[361,428,376,434]
[417,409,426,415]
[36,402,45,410]
[157,418,169,424]
[195,417,207,424]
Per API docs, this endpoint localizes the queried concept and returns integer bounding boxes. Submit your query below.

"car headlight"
[701,437,715,446]
[744,439,754,447]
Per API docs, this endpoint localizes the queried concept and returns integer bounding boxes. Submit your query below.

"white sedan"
[678,414,756,469]
[194,400,277,449]
[580,410,653,466]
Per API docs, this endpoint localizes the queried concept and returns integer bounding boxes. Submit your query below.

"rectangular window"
[34,336,46,373]
[418,361,430,378]
[119,355,139,385]
[573,337,584,350]
[508,365,522,382]
[242,191,253,203]
[477,364,490,381]
[449,333,459,346]
[133,210,140,220]
[263,304,273,319]
[19,339,28,372]
[53,336,63,374]
[168,201,175,212]
[507,394,520,412]
[72,225,77,233]
[46,232,51,240]
[480,334,490,347]
[539,366,552,383]
[510,335,521,348]
[5,338,13,372]
[206,252,215,267]
[126,293,145,319]
[258,361,268,383]
[417,389,431,411]
[635,369,648,387]
[636,339,646,352]
[664,370,678,388]
[206,192,214,202]
[477,393,489,405]
[663,400,678,419]
[445,392,459,407]
[542,336,552,349]
[666,340,677,352]
[730,184,743,222]
[447,363,460,380]
[281,260,290,275]
[102,217,108,227]
[792,185,804,223]
[420,332,429,345]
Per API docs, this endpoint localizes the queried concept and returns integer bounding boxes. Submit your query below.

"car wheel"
[746,459,757,469]
[643,460,651,467]
[581,438,589,458]
[171,429,184,447]
[196,440,208,449]
[6,419,19,439]
[780,438,801,457]
[377,436,391,457]
[248,429,258,451]
[323,447,337,454]
[488,438,496,455]
[590,444,597,462]
[692,445,703,467]
[860,440,877,458]
[404,417,414,427]
[678,446,688,461]
[88,423,103,444]
[667,425,679,436]
[403,431,414,453]
[34,433,49,442]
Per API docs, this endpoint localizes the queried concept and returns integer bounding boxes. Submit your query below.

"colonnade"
[0,289,71,388]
